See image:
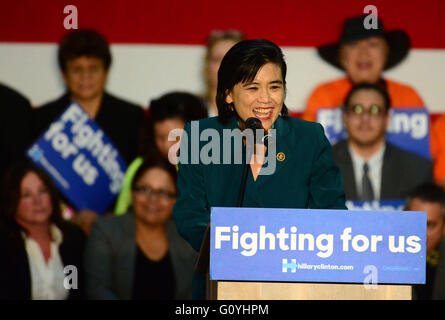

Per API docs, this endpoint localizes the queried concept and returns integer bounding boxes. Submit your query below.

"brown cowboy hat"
[317,14,411,70]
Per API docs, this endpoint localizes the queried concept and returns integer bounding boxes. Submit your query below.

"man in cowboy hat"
[302,14,424,122]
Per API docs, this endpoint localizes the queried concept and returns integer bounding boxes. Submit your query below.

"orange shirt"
[431,115,445,181]
[302,77,425,122]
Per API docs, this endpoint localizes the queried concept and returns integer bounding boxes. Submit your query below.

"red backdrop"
[2,0,445,48]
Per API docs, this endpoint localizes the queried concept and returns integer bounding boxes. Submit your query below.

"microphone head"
[244,117,268,146]
[245,117,263,130]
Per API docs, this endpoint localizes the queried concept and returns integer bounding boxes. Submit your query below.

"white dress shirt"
[348,143,386,200]
[22,225,69,300]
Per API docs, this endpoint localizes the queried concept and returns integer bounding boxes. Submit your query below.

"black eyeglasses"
[133,186,176,201]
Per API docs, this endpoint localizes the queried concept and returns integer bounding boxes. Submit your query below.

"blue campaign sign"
[346,199,406,211]
[210,207,426,284]
[316,107,431,159]
[27,102,127,214]
[386,108,431,160]
[316,108,345,145]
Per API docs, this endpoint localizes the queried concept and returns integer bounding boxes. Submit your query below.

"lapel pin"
[276,152,285,162]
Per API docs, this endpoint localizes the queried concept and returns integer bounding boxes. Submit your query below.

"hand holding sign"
[27,102,127,214]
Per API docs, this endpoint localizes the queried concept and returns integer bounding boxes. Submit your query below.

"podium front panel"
[210,207,426,285]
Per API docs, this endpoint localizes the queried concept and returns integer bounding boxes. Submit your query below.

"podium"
[207,279,411,300]
[198,207,426,300]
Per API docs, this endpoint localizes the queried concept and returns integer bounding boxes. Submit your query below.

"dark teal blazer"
[173,115,346,252]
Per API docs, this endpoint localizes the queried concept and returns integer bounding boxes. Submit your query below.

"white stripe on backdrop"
[0,43,444,112]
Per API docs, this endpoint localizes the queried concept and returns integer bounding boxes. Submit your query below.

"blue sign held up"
[27,102,127,214]
[210,207,426,284]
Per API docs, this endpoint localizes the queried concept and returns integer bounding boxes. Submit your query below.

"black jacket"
[0,218,86,300]
[332,140,433,200]
[0,83,32,182]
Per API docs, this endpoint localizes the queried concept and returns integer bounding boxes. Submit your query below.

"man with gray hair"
[405,182,445,299]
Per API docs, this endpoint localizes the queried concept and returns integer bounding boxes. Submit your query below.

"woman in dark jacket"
[30,29,145,234]
[0,162,85,300]
[84,157,196,299]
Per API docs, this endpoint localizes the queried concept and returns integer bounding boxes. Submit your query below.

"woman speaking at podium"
[172,39,346,298]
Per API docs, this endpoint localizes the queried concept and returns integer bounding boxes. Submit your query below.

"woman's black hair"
[149,91,208,123]
[216,39,289,124]
[138,91,208,158]
[58,29,112,72]
[0,161,63,231]
[131,156,178,192]
[344,82,391,111]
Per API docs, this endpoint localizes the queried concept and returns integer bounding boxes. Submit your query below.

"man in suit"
[332,83,432,201]
[405,182,445,299]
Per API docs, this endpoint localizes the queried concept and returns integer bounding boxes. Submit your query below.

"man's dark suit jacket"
[332,139,433,200]
[0,218,86,300]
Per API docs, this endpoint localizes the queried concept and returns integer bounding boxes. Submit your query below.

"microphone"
[237,117,267,207]
[245,117,270,147]
[245,117,263,131]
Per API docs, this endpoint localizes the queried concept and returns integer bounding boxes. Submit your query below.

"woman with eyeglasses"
[84,157,196,299]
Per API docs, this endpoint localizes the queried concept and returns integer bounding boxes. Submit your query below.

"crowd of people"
[1,13,445,300]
